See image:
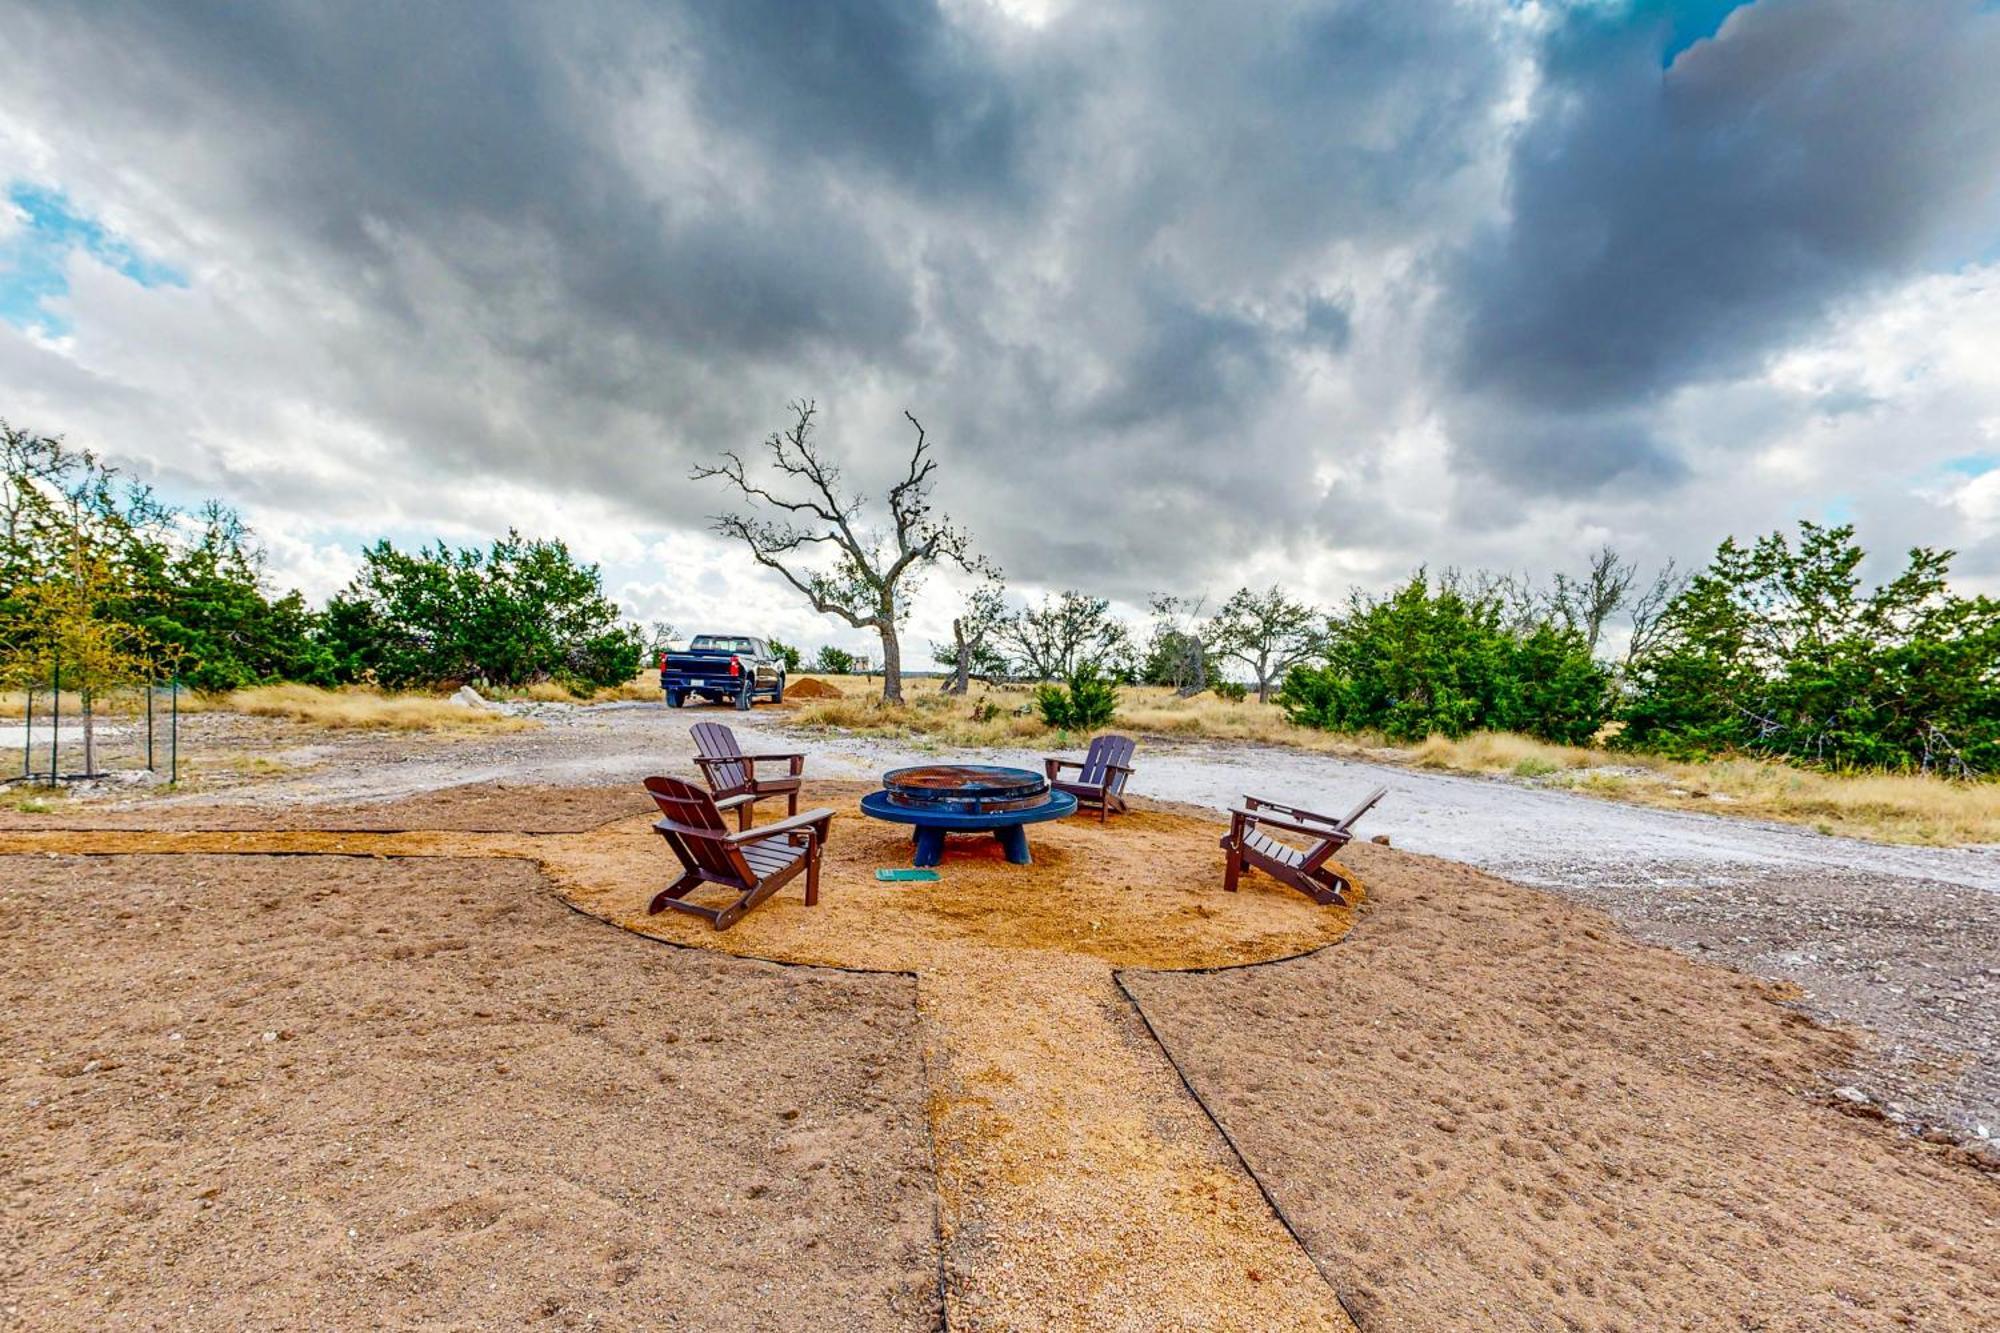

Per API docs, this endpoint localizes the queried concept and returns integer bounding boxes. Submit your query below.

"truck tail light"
[729,655,742,676]
[657,653,667,672]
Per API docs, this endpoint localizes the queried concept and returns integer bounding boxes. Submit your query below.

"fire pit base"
[859,768,1078,866]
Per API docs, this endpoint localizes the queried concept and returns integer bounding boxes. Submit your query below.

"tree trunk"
[878,622,904,704]
[945,619,971,695]
[82,690,95,775]
[1174,638,1207,698]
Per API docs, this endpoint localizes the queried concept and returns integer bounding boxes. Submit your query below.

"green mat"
[875,868,941,882]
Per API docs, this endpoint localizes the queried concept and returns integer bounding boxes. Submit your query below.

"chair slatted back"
[690,722,748,793]
[644,776,749,883]
[1336,786,1388,833]
[1079,734,1136,790]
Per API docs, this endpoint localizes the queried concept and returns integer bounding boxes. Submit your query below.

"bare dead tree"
[1551,545,1638,654]
[1623,559,1687,672]
[694,400,981,704]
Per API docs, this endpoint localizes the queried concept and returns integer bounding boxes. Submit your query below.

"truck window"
[689,636,756,654]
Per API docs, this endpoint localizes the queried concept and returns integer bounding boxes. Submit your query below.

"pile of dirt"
[786,675,844,699]
[0,854,940,1330]
[1121,840,2000,1332]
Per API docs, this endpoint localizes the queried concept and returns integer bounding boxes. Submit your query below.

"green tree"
[1139,595,1211,695]
[1279,572,1609,744]
[128,503,334,690]
[1620,523,2000,773]
[1209,585,1321,703]
[998,590,1131,681]
[323,532,640,689]
[814,644,859,675]
[767,638,803,671]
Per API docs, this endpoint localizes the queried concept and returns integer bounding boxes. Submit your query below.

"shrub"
[1213,680,1248,703]
[814,645,859,675]
[1034,664,1119,730]
[1278,573,1610,744]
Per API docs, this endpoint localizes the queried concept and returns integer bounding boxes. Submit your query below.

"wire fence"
[5,678,183,786]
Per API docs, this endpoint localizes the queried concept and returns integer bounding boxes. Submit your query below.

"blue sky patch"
[0,182,186,333]
[1638,0,1756,67]
[1940,454,1998,479]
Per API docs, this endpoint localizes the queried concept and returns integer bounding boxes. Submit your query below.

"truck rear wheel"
[665,690,683,708]
[735,682,753,711]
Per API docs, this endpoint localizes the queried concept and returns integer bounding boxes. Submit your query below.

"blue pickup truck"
[658,634,786,710]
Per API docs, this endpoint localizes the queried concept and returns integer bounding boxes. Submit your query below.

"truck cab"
[658,635,786,710]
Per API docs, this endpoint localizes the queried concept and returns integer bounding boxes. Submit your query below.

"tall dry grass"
[779,676,2000,846]
[222,684,534,732]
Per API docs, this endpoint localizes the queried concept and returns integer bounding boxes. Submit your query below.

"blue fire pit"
[860,764,1078,866]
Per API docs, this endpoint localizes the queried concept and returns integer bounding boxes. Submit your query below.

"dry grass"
[783,676,2000,846]
[0,687,229,717]
[222,684,534,733]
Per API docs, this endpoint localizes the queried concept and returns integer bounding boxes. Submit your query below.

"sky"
[2,0,1999,659]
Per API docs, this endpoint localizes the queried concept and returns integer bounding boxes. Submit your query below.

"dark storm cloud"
[5,0,1999,601]
[673,0,1033,195]
[1448,0,2000,488]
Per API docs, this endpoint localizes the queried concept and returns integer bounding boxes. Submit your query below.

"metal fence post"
[170,676,180,785]
[50,655,61,784]
[21,689,30,782]
[147,683,156,770]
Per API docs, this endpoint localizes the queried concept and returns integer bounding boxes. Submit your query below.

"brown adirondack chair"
[1220,786,1386,906]
[1043,734,1138,822]
[642,776,834,930]
[689,721,806,831]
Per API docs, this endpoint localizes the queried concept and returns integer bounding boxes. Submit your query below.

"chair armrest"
[1044,757,1084,773]
[728,808,836,845]
[739,752,807,777]
[1229,807,1352,842]
[1241,795,1343,829]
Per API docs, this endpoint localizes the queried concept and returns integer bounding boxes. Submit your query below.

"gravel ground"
[26,697,2000,1145]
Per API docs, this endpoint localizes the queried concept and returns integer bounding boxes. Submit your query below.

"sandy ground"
[1121,841,2000,1332]
[4,782,1998,1330]
[0,793,1367,1332]
[0,853,939,1331]
[15,699,1997,1147]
